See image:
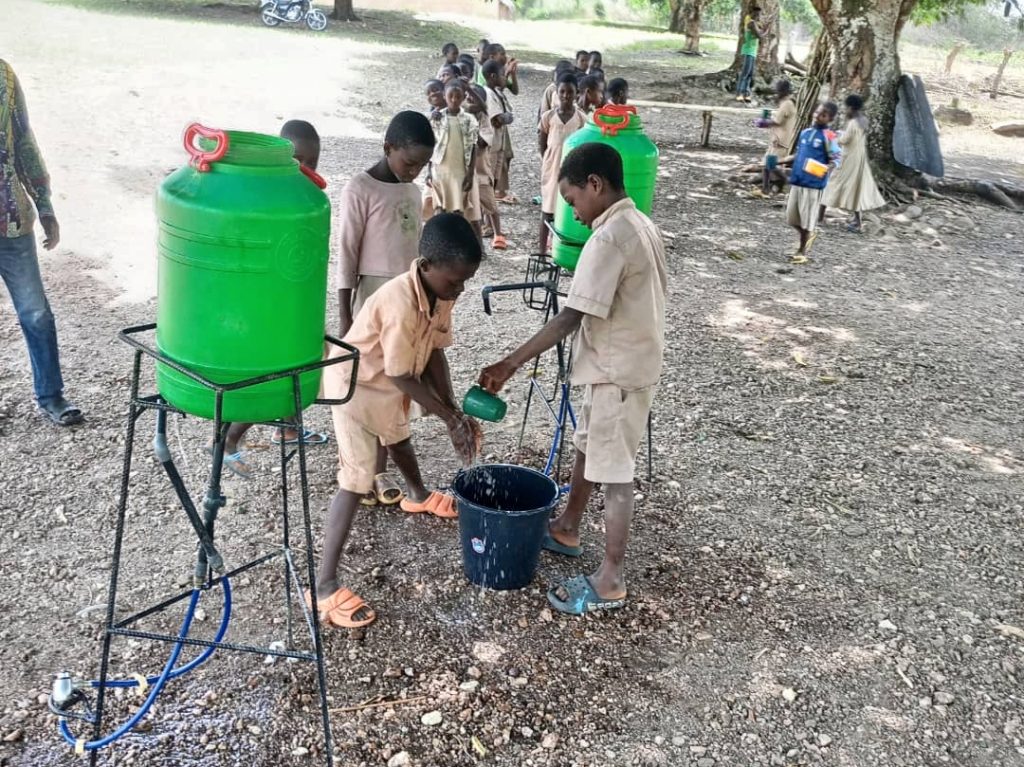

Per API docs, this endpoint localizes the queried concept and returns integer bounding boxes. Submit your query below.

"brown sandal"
[374,472,405,505]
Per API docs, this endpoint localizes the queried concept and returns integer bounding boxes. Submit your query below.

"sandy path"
[1,1,385,304]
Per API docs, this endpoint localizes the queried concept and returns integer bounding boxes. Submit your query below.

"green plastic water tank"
[155,124,330,422]
[551,105,659,271]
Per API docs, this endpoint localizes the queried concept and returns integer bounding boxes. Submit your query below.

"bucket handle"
[183,123,229,172]
[593,104,636,137]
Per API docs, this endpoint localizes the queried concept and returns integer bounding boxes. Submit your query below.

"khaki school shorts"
[573,383,655,485]
[330,407,409,495]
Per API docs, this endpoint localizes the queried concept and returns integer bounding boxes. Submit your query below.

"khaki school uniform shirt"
[327,261,454,443]
[333,171,422,291]
[769,97,797,155]
[565,197,667,391]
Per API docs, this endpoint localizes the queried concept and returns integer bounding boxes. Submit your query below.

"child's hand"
[462,176,474,194]
[479,358,517,394]
[447,415,479,466]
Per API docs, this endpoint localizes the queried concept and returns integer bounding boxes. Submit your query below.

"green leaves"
[912,0,986,26]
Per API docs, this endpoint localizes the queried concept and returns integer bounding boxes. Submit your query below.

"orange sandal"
[400,491,458,519]
[305,588,376,629]
[492,235,508,251]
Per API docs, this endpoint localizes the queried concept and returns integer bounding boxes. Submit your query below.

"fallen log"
[992,120,1024,137]
[631,99,754,115]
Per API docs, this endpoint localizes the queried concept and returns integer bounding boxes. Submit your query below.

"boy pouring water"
[479,143,667,615]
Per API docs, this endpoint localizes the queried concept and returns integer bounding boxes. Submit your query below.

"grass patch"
[41,0,486,52]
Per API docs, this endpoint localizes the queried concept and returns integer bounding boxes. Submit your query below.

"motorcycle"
[259,0,328,31]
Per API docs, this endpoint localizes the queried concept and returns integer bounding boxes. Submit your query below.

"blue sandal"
[542,533,583,558]
[222,451,252,480]
[547,575,626,616]
[205,442,252,480]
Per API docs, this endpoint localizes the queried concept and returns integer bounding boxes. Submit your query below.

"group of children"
[422,40,515,250]
[421,41,631,256]
[238,42,664,626]
[755,79,885,261]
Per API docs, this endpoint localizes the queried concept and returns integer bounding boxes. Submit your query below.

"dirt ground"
[1,2,1024,766]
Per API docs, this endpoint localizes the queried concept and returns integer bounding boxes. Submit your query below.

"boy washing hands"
[315,214,483,629]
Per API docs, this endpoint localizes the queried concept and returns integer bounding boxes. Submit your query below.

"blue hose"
[91,578,232,688]
[59,578,232,752]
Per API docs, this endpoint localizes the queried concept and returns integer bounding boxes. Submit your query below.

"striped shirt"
[1,59,53,238]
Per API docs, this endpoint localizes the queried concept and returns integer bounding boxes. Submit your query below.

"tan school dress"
[822,117,886,213]
[539,107,587,214]
[433,116,468,213]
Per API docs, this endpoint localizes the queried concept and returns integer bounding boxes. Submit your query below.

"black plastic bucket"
[452,464,559,590]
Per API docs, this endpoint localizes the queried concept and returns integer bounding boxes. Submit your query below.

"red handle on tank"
[183,123,229,172]
[593,104,636,137]
[300,164,327,189]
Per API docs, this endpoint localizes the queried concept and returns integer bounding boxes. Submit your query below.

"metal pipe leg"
[280,425,294,649]
[553,381,572,480]
[90,350,143,765]
[292,376,334,766]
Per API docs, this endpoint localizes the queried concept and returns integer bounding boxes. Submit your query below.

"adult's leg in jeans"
[738,54,756,96]
[738,55,748,95]
[0,234,64,403]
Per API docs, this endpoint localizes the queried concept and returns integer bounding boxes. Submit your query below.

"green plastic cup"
[761,108,772,119]
[462,386,507,422]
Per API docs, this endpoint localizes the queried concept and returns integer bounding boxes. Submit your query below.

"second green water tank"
[551,105,659,271]
[156,124,330,422]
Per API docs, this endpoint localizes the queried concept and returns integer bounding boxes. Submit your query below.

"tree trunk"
[681,0,704,53]
[332,0,358,21]
[728,0,781,82]
[811,0,918,167]
[991,48,1014,99]
[667,0,682,32]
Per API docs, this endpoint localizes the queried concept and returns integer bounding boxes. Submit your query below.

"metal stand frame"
[482,255,653,486]
[85,323,358,767]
